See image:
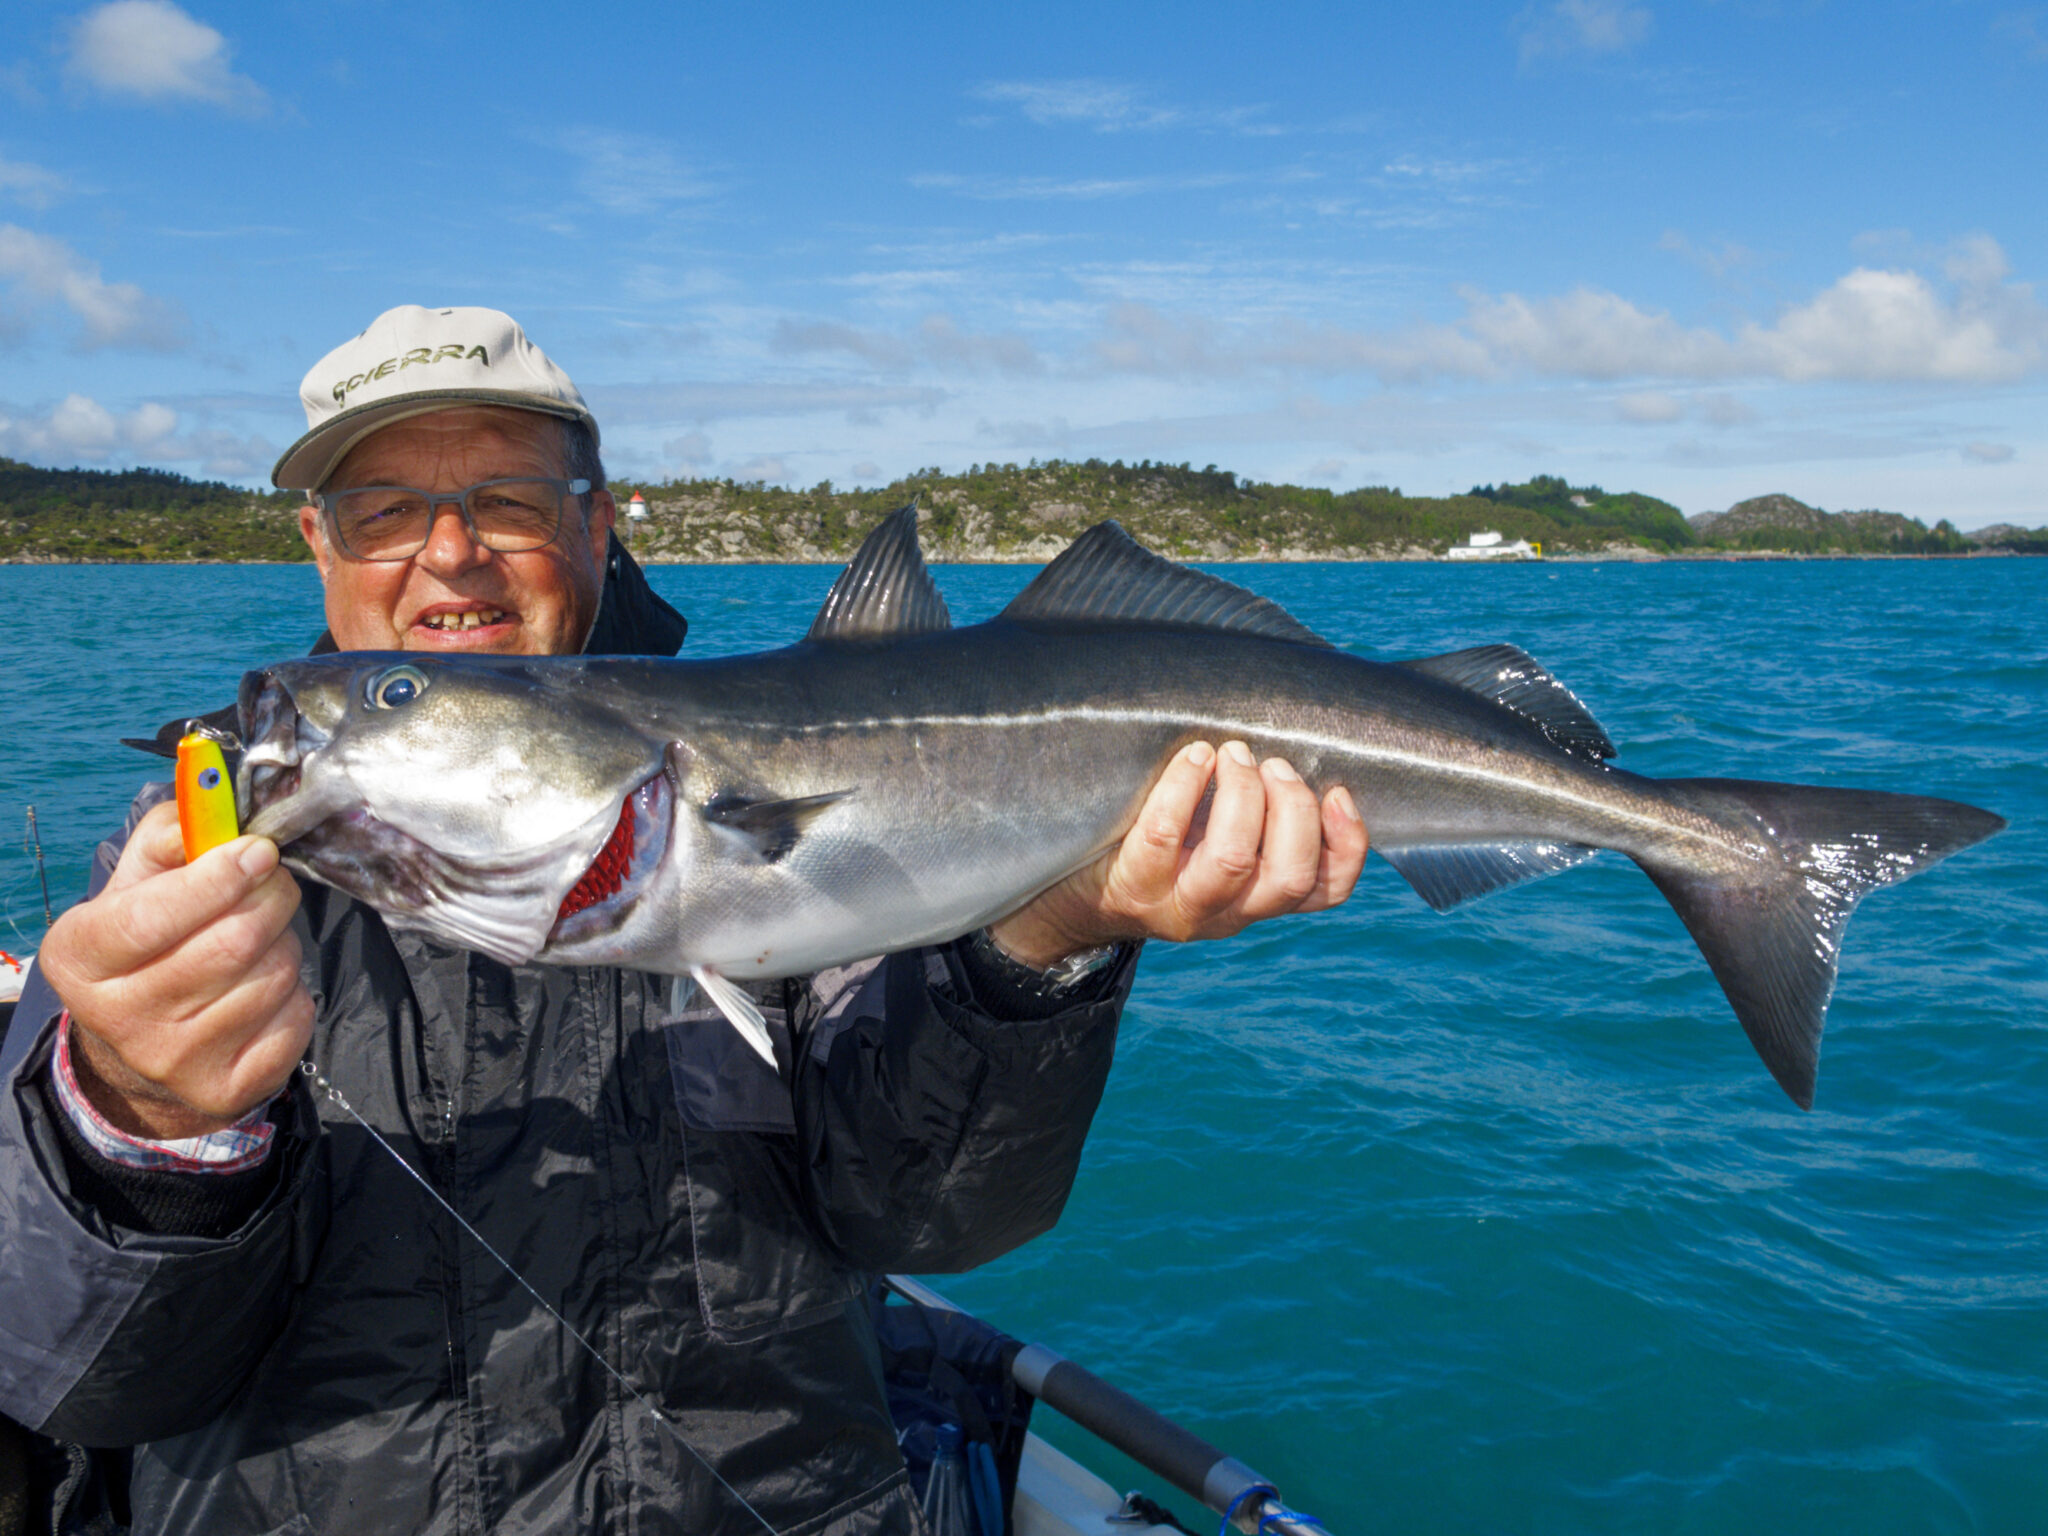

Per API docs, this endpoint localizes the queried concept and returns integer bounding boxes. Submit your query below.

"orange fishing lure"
[176,731,240,862]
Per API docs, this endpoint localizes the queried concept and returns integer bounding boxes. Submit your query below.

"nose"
[412,496,493,577]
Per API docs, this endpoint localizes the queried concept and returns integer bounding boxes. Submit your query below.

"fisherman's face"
[300,406,615,657]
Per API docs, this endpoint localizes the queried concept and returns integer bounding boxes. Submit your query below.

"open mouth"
[418,606,511,634]
[238,673,331,844]
[546,769,673,945]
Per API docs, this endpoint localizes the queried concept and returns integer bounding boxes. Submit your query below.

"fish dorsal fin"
[998,521,1332,647]
[1399,644,1616,762]
[806,502,952,643]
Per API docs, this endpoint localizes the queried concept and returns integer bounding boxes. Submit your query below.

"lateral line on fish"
[716,706,1752,863]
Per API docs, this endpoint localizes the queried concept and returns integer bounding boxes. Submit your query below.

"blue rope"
[1257,1502,1327,1535]
[1217,1483,1328,1536]
[1219,1484,1277,1536]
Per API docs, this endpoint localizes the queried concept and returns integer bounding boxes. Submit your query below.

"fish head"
[237,654,674,963]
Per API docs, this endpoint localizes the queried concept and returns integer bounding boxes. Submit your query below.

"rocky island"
[1,457,2040,564]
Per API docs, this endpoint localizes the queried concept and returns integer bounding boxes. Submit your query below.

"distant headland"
[2,457,2042,564]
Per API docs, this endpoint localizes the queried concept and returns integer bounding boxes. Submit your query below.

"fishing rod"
[24,807,54,931]
[884,1274,1330,1536]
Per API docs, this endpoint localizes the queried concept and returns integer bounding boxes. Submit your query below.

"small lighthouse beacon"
[626,493,649,524]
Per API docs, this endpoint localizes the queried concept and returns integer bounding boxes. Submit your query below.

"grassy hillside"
[0,455,2025,563]
[608,462,1703,563]
[0,459,307,562]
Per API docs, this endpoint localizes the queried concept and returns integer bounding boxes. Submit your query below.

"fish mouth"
[238,672,335,845]
[545,768,673,948]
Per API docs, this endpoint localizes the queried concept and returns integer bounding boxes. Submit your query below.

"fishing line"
[298,1061,784,1536]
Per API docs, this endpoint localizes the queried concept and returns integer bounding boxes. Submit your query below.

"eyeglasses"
[314,477,593,562]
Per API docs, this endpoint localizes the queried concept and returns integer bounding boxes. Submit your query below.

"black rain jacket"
[0,541,1132,1534]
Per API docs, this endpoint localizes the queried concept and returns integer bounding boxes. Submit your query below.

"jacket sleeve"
[787,940,1136,1274]
[0,789,328,1447]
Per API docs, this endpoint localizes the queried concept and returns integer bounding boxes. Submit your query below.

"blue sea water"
[0,557,2042,1533]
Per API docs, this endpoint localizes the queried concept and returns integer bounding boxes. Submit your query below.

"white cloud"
[558,129,717,217]
[0,155,67,210]
[1085,239,2048,387]
[1990,11,2048,61]
[1617,391,1684,423]
[663,430,712,466]
[0,393,161,458]
[0,224,186,349]
[1700,393,1754,427]
[911,171,1202,202]
[65,0,267,113]
[0,391,276,476]
[1517,0,1653,64]
[587,380,947,426]
[1751,264,2040,382]
[849,460,882,483]
[773,313,1041,375]
[971,78,1277,135]
[974,79,1179,131]
[730,454,791,484]
[1962,441,2016,463]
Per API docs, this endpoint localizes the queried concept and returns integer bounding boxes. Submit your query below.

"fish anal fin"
[702,788,855,863]
[689,965,780,1069]
[1400,645,1616,763]
[1380,841,1600,912]
[806,502,952,642]
[998,521,1332,647]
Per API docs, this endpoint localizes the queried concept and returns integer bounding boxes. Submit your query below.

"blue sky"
[2,0,2045,526]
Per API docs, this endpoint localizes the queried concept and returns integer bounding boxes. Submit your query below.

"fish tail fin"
[1632,779,2005,1109]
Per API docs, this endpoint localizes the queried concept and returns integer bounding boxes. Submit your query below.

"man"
[0,306,1365,1534]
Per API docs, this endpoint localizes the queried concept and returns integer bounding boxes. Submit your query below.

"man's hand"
[37,802,314,1140]
[989,740,1369,970]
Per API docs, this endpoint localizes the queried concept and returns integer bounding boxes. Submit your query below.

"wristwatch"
[963,927,1126,995]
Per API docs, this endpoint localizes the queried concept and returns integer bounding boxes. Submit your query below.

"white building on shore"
[1445,529,1540,561]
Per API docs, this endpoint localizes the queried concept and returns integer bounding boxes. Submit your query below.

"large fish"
[236,508,2003,1107]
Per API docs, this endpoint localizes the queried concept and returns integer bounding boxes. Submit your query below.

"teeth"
[424,609,507,631]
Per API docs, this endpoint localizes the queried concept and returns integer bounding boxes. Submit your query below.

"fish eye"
[366,664,429,710]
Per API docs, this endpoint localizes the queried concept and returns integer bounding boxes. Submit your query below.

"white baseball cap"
[271,305,599,490]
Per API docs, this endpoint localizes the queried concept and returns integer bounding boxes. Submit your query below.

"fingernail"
[1184,742,1215,767]
[1223,740,1255,767]
[237,838,279,879]
[1331,787,1359,822]
[1265,758,1298,783]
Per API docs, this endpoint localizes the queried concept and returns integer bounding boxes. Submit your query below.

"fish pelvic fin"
[689,964,780,1069]
[1635,778,2006,1110]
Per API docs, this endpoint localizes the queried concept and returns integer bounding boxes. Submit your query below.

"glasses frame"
[314,476,594,562]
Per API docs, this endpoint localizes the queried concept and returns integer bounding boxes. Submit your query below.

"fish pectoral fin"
[688,965,780,1069]
[702,788,856,864]
[1380,841,1601,912]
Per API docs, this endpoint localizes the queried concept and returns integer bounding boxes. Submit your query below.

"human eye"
[336,488,426,533]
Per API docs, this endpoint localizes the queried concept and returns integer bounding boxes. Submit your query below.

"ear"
[583,488,616,565]
[299,503,336,582]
